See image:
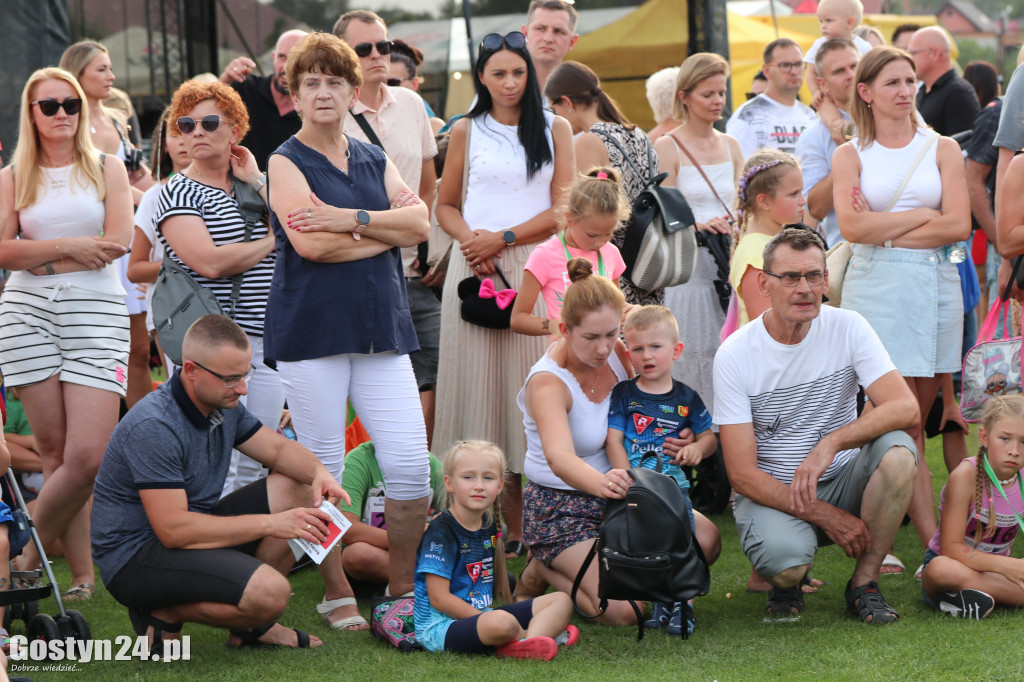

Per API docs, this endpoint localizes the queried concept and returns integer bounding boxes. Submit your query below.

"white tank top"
[6,164,123,295]
[518,347,628,490]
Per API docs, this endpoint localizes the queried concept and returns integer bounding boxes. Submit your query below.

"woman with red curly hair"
[154,80,282,495]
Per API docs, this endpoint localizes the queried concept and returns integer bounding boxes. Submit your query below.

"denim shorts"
[841,244,963,377]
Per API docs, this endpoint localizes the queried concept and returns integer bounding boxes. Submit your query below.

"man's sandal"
[128,608,183,659]
[228,622,311,648]
[766,585,805,617]
[316,596,369,631]
[845,580,899,625]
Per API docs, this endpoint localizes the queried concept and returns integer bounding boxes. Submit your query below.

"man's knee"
[238,565,291,622]
[876,445,917,486]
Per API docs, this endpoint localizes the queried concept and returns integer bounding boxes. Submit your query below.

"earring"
[568,105,575,113]
[867,102,871,108]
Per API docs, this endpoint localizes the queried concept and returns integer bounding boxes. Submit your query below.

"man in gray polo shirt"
[92,315,357,651]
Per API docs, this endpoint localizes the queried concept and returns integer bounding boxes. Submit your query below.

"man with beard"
[220,29,307,170]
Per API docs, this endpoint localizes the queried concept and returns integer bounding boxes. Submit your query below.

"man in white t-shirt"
[726,38,816,157]
[714,229,918,624]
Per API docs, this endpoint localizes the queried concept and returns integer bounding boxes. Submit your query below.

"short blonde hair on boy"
[819,0,863,27]
[623,305,679,343]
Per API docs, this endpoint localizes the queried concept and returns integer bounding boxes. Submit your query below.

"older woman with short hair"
[266,32,431,605]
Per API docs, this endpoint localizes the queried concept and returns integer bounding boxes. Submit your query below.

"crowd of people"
[0,0,1024,665]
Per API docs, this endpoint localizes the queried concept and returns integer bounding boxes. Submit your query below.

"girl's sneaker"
[644,601,673,629]
[554,624,580,648]
[936,589,995,620]
[496,636,558,661]
[666,602,695,637]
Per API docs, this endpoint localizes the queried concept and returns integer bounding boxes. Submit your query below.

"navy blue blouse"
[263,135,419,364]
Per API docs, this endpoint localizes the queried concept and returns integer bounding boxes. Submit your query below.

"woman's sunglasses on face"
[480,31,527,55]
[32,98,83,116]
[176,114,224,135]
[353,40,393,58]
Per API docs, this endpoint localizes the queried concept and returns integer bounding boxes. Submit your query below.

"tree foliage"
[271,0,350,31]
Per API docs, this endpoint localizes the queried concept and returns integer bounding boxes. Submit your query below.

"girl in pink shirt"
[922,394,1024,619]
[512,167,629,338]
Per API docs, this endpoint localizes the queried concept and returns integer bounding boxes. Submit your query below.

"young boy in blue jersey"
[606,305,716,637]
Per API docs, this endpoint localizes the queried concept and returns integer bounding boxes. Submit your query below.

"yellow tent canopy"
[570,0,818,129]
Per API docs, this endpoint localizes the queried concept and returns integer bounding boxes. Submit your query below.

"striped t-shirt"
[155,174,275,335]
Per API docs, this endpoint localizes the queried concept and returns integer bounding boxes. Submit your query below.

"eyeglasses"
[763,270,826,287]
[907,48,932,56]
[480,31,527,54]
[176,115,223,135]
[193,361,256,388]
[769,61,805,73]
[745,91,759,101]
[32,98,83,116]
[386,78,405,87]
[352,40,393,58]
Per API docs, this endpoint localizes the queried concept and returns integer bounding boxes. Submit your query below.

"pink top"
[928,456,1023,557]
[524,234,626,322]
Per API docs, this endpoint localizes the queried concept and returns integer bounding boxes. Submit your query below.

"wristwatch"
[252,173,268,193]
[354,210,370,241]
[502,230,517,248]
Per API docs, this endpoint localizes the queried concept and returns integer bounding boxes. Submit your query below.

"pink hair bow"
[478,278,516,310]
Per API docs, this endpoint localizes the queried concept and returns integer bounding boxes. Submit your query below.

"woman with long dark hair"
[434,31,574,559]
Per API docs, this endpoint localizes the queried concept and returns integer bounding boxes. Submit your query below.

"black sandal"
[504,539,526,559]
[128,608,182,659]
[766,585,805,616]
[845,580,899,625]
[228,622,311,648]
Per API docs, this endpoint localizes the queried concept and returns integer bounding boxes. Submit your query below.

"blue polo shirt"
[91,372,262,584]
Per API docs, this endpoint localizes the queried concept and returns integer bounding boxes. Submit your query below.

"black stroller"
[1,469,90,644]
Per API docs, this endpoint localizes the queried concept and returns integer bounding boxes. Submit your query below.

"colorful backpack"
[370,597,422,653]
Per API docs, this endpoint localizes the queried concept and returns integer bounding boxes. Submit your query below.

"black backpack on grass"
[570,462,711,641]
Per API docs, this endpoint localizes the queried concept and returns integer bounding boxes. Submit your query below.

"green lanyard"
[982,455,1024,535]
[560,232,605,278]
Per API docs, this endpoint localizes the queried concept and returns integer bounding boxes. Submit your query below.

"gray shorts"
[734,430,917,578]
[406,278,441,390]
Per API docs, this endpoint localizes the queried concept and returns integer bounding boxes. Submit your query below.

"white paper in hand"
[286,500,352,565]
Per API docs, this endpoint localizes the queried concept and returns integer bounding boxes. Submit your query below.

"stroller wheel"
[56,610,90,641]
[27,613,60,644]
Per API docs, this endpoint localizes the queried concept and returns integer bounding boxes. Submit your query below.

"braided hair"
[734,149,802,240]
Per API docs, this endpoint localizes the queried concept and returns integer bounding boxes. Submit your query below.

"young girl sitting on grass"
[728,150,806,328]
[921,394,1024,619]
[511,167,629,338]
[414,440,578,660]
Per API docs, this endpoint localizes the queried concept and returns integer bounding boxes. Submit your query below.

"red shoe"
[496,636,558,661]
[556,625,580,648]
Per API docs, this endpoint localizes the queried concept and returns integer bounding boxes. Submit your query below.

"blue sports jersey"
[413,510,498,652]
[607,378,712,493]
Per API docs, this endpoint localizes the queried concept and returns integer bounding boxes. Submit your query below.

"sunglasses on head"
[480,31,527,54]
[176,114,223,135]
[32,98,82,117]
[353,40,393,58]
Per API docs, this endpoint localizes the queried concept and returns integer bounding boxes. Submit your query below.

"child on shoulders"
[605,305,716,636]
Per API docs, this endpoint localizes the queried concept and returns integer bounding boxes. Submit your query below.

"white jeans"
[221,335,285,496]
[278,352,430,500]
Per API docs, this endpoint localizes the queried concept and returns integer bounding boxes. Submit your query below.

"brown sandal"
[63,583,95,602]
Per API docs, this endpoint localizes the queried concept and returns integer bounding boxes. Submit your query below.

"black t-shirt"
[963,97,1002,201]
[231,75,301,171]
[915,69,980,137]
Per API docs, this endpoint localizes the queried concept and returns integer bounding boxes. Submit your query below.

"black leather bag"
[571,463,711,641]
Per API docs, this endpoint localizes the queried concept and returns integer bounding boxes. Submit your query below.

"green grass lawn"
[12,431,1024,681]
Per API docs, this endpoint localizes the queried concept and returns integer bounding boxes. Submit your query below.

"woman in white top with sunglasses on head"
[0,67,133,601]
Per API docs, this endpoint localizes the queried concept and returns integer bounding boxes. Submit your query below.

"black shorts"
[106,478,271,612]
[442,600,535,654]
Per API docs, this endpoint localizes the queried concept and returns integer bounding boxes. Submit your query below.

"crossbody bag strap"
[352,112,386,152]
[668,133,734,221]
[590,127,643,179]
[225,175,264,318]
[883,131,938,213]
[570,539,602,618]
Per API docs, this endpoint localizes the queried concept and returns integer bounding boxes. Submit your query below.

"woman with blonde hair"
[0,67,133,601]
[654,52,744,418]
[832,46,970,562]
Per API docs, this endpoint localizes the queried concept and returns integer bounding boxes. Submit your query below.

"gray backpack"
[151,178,265,365]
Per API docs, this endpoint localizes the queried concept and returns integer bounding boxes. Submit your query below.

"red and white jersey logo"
[466,561,482,581]
[633,414,653,435]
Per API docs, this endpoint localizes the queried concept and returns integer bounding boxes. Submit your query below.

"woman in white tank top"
[0,67,134,604]
[832,47,970,556]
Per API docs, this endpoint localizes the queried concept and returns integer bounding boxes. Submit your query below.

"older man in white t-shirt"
[714,229,918,625]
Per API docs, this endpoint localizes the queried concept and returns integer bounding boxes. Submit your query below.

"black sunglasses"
[386,78,403,87]
[480,31,527,54]
[32,98,82,117]
[353,40,393,58]
[177,114,223,135]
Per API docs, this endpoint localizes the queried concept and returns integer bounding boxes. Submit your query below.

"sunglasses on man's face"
[353,40,393,58]
[386,78,404,87]
[176,114,223,135]
[32,98,83,117]
[480,31,527,54]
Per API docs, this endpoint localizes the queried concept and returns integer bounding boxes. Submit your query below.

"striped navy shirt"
[155,174,275,336]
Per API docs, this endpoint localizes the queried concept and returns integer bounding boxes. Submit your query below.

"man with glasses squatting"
[219,29,308,171]
[714,228,919,624]
[332,10,442,449]
[727,38,816,157]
